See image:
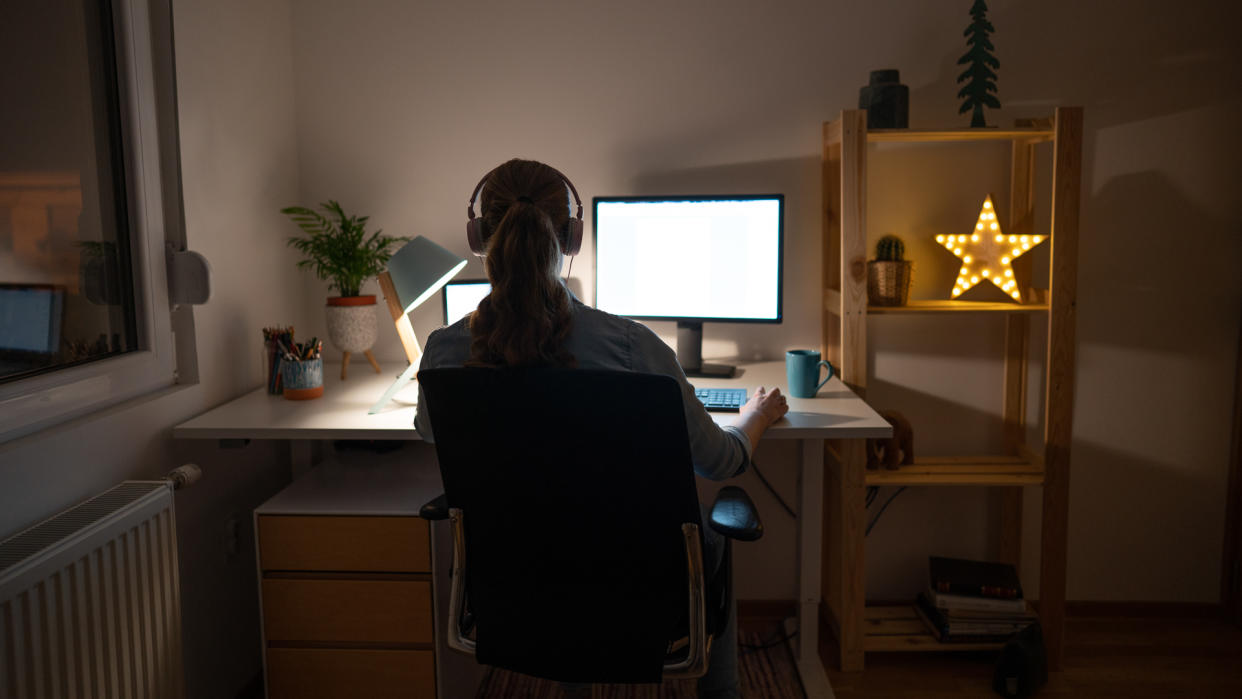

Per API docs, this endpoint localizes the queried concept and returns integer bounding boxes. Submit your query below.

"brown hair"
[467,159,576,368]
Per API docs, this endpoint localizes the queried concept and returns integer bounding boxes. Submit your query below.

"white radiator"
[0,481,184,699]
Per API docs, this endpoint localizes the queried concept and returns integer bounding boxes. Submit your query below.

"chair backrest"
[418,367,703,683]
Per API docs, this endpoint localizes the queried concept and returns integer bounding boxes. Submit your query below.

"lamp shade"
[386,236,468,314]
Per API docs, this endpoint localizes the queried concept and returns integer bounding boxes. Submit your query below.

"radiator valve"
[166,463,202,490]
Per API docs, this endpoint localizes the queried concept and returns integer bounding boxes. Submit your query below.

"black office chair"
[417,367,762,685]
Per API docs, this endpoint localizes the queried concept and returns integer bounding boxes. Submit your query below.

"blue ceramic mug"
[786,350,834,398]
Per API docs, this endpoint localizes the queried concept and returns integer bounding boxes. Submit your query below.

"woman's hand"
[733,386,789,451]
[743,386,789,428]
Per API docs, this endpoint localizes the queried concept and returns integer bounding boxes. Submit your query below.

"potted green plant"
[867,234,913,306]
[282,200,408,379]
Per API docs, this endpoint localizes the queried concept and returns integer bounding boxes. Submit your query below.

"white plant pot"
[325,296,378,354]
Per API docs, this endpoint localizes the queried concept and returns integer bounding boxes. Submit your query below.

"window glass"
[0,0,137,383]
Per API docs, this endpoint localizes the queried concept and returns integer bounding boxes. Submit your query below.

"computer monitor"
[593,194,783,377]
[442,279,491,326]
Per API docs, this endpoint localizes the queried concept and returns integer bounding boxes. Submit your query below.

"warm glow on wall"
[939,195,1044,302]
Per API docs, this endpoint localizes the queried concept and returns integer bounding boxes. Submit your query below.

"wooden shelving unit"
[819,108,1082,672]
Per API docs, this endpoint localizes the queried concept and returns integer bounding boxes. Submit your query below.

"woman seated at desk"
[413,158,788,699]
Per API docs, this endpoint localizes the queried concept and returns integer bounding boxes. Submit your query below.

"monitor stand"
[676,321,736,378]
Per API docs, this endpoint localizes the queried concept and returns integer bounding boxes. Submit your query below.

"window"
[0,0,183,441]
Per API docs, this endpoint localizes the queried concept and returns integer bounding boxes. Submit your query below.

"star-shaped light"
[935,195,1044,302]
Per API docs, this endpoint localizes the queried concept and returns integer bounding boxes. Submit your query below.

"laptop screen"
[442,280,491,326]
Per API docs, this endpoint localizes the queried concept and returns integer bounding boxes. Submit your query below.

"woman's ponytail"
[467,160,575,368]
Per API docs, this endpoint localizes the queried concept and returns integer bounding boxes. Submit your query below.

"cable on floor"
[739,627,799,655]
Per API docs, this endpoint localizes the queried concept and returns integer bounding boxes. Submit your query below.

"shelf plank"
[868,300,1049,314]
[916,455,1028,465]
[863,604,1007,652]
[865,455,1044,486]
[867,128,1054,143]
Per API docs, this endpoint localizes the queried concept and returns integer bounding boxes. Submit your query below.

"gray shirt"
[413,297,753,481]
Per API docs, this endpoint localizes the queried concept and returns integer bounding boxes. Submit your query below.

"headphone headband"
[465,163,584,256]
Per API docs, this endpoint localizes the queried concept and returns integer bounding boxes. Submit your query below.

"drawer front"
[267,648,435,698]
[258,515,430,572]
[262,578,433,644]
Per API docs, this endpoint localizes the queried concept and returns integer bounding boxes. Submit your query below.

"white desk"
[175,360,891,698]
[174,366,421,442]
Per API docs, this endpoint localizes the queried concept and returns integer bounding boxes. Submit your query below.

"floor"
[815,615,1242,698]
[476,629,805,698]
[473,615,1242,698]
[241,614,1242,697]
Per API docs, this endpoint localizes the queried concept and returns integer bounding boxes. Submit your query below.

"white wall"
[170,1,304,695]
[0,1,302,697]
[285,0,1242,603]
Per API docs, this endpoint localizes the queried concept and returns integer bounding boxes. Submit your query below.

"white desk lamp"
[370,236,467,414]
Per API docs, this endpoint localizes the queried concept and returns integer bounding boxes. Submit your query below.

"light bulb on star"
[937,194,1046,303]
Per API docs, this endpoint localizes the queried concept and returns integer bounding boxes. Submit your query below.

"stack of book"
[915,556,1038,643]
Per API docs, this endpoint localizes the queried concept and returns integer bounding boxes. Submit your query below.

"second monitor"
[593,195,784,378]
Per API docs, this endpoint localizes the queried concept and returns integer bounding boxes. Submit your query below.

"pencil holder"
[281,357,324,400]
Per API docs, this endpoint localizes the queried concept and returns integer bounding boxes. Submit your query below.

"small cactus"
[875,234,905,261]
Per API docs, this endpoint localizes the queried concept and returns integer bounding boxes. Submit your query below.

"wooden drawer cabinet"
[254,460,451,698]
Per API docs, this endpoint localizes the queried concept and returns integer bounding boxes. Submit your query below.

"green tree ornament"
[956,0,1000,128]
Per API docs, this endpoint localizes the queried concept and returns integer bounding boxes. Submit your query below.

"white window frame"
[0,0,183,443]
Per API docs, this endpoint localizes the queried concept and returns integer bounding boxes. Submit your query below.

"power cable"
[739,628,799,655]
[751,459,796,519]
[865,486,907,536]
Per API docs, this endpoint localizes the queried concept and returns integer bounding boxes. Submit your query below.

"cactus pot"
[867,260,912,306]
[324,295,378,357]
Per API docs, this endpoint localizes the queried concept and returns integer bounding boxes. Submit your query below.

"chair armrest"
[420,493,449,520]
[708,486,763,541]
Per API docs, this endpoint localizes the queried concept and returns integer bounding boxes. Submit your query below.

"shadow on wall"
[1077,170,1240,355]
[1060,436,1226,602]
[171,439,291,699]
[214,296,258,397]
[614,156,822,362]
[908,0,1242,130]
[865,376,1010,458]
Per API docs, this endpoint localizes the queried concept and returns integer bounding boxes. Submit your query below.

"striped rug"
[476,631,806,698]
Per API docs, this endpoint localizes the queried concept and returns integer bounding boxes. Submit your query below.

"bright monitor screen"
[442,280,491,326]
[593,195,783,323]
